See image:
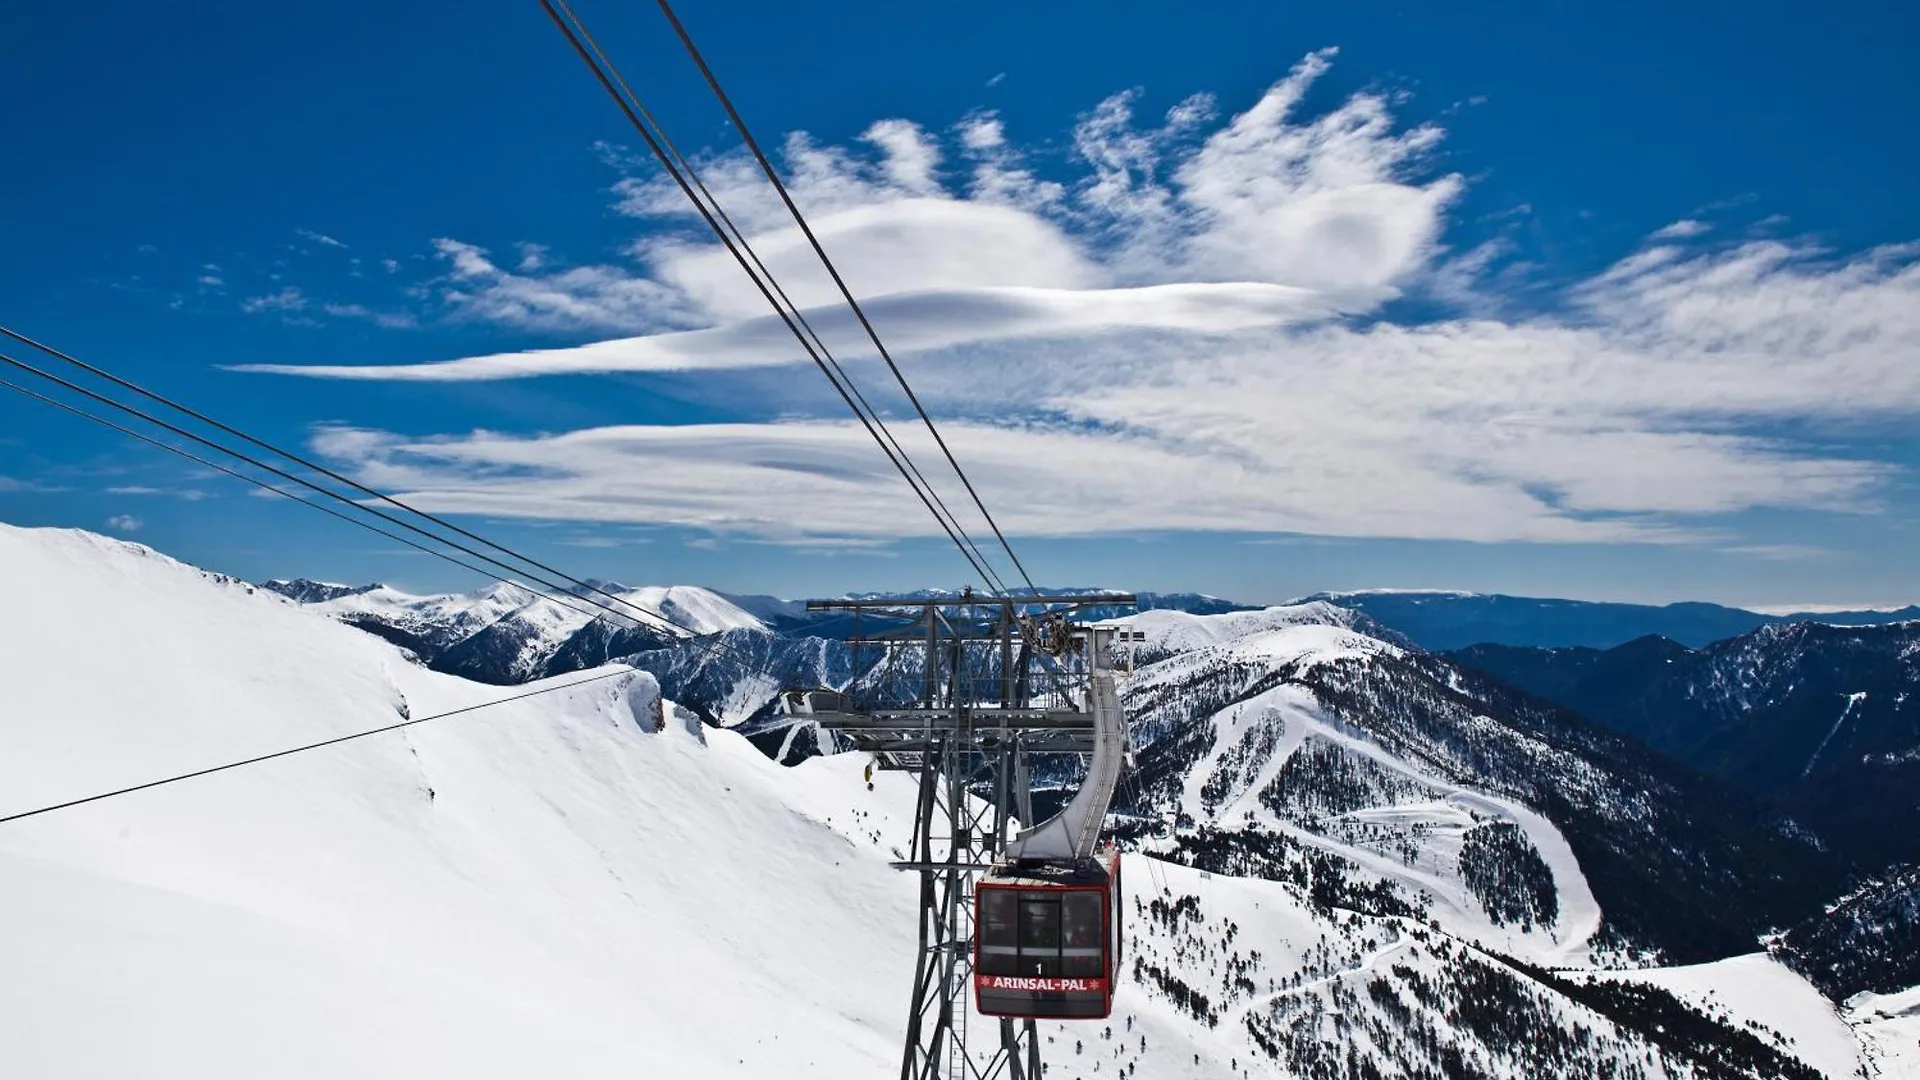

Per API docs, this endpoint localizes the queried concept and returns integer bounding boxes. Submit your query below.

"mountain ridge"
[4,522,1908,1078]
[1447,621,1920,869]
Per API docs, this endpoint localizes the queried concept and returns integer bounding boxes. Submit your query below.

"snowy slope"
[310,580,763,639]
[1589,955,1862,1080]
[617,584,768,635]
[347,578,537,625]
[0,526,918,1078]
[1847,986,1920,1080]
[4,524,1350,1080]
[1117,601,1385,660]
[1119,619,1602,965]
[288,579,765,685]
[0,525,1880,1080]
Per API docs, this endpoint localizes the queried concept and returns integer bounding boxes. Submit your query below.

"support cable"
[3,356,773,719]
[5,358,792,704]
[652,0,1042,596]
[0,375,613,628]
[0,668,635,826]
[0,323,686,632]
[0,350,678,635]
[554,1,1010,595]
[1,374,757,815]
[536,0,1010,596]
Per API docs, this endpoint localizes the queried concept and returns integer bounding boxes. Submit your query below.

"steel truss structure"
[794,593,1136,1080]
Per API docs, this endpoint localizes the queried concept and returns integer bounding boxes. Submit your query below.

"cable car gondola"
[974,850,1122,1019]
[973,625,1134,1020]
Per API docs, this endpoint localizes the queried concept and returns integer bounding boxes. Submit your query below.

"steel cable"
[538,0,1012,595]
[652,0,1042,596]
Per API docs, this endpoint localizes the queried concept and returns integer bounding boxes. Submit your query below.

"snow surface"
[1113,605,1599,963]
[1846,985,1920,1080]
[0,524,1897,1079]
[1117,602,1373,657]
[1152,677,1602,965]
[1591,954,1864,1080]
[0,526,914,1078]
[308,579,763,641]
[314,579,562,643]
[1299,588,1482,600]
[0,524,1298,1079]
[1804,691,1868,778]
[617,584,768,635]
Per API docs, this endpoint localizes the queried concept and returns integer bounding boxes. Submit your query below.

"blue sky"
[3,0,1917,608]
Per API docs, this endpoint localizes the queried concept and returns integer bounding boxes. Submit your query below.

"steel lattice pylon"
[791,594,1134,1080]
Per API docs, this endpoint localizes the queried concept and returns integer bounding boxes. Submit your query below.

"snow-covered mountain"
[1300,589,1920,651]
[1774,864,1920,1002]
[1120,601,1411,660]
[258,577,379,604]
[264,578,771,686]
[1110,608,1839,966]
[9,524,1915,1079]
[1450,620,1920,868]
[2,526,922,1078]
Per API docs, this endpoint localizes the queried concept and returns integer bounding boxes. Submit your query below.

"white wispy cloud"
[322,303,419,330]
[237,51,1919,548]
[1721,544,1831,561]
[555,534,647,548]
[238,282,1332,380]
[106,486,212,500]
[299,420,1641,544]
[425,238,692,333]
[1651,219,1711,240]
[241,286,308,313]
[0,475,61,494]
[296,228,348,249]
[105,514,143,532]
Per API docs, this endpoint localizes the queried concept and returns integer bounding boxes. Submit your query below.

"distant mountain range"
[1296,589,1920,650]
[258,572,1919,968]
[1447,620,1920,868]
[1113,605,1839,966]
[268,578,1920,656]
[10,525,1913,1076]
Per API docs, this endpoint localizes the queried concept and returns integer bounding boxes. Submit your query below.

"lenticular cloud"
[237,49,1454,379]
[234,51,1920,547]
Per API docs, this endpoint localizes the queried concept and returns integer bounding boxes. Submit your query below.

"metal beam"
[816,709,1094,729]
[806,593,1136,611]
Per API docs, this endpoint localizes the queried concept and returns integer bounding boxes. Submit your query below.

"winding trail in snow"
[1244,933,1413,1020]
[1174,680,1603,965]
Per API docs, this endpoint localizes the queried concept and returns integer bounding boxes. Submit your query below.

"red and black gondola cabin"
[973,850,1122,1020]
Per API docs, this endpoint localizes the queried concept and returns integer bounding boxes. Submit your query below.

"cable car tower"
[786,593,1138,1080]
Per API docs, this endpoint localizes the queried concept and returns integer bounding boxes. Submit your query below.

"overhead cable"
[538,0,1012,595]
[0,374,613,628]
[555,2,1013,596]
[0,668,637,826]
[0,323,684,632]
[0,349,677,635]
[651,0,1042,597]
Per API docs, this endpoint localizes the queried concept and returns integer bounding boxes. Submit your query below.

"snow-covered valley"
[2,524,1912,1079]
